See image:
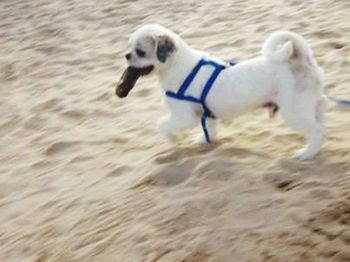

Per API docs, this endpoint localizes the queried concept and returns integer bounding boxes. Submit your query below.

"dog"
[116,24,326,161]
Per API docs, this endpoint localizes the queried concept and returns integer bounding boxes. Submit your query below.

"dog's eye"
[136,49,146,57]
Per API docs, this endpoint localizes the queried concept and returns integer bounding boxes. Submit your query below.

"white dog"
[116,24,326,161]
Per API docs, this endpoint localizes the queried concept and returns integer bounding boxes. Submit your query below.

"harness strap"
[177,59,206,96]
[165,58,236,143]
[200,64,225,117]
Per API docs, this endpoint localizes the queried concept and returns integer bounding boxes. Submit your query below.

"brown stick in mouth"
[116,66,154,98]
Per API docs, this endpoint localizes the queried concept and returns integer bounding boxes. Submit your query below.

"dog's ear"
[154,35,175,63]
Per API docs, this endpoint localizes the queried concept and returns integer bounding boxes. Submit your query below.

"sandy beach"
[0,0,350,261]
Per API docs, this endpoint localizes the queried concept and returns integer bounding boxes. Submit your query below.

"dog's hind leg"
[295,123,326,161]
[279,97,326,161]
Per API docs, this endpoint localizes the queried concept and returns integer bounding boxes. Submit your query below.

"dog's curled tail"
[262,31,314,64]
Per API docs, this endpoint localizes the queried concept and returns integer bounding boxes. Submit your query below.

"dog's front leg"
[157,99,198,142]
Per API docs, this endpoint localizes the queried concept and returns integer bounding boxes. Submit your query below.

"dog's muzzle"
[116,65,154,98]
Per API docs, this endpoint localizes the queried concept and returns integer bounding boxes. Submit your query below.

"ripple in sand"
[61,109,86,119]
[30,160,55,169]
[45,141,81,156]
[134,88,152,97]
[23,115,47,130]
[69,155,94,163]
[105,165,131,178]
[31,98,64,113]
[0,114,21,137]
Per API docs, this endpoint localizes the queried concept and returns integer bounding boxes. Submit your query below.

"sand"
[0,0,349,261]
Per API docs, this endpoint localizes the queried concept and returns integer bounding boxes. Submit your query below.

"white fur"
[126,24,326,160]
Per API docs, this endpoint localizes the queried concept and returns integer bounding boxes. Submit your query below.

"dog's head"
[116,24,176,98]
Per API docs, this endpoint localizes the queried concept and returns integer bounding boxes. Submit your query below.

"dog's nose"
[125,53,131,60]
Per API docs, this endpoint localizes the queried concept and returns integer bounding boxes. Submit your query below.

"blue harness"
[165,58,237,143]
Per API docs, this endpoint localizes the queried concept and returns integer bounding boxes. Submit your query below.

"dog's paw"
[192,133,209,145]
[293,149,314,161]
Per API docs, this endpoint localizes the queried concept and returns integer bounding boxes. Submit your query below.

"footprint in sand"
[328,41,345,50]
[304,198,350,258]
[153,151,182,164]
[153,143,218,165]
[264,172,302,191]
[193,159,237,181]
[308,188,333,199]
[132,160,194,188]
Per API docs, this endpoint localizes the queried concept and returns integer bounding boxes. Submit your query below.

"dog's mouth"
[116,65,154,98]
